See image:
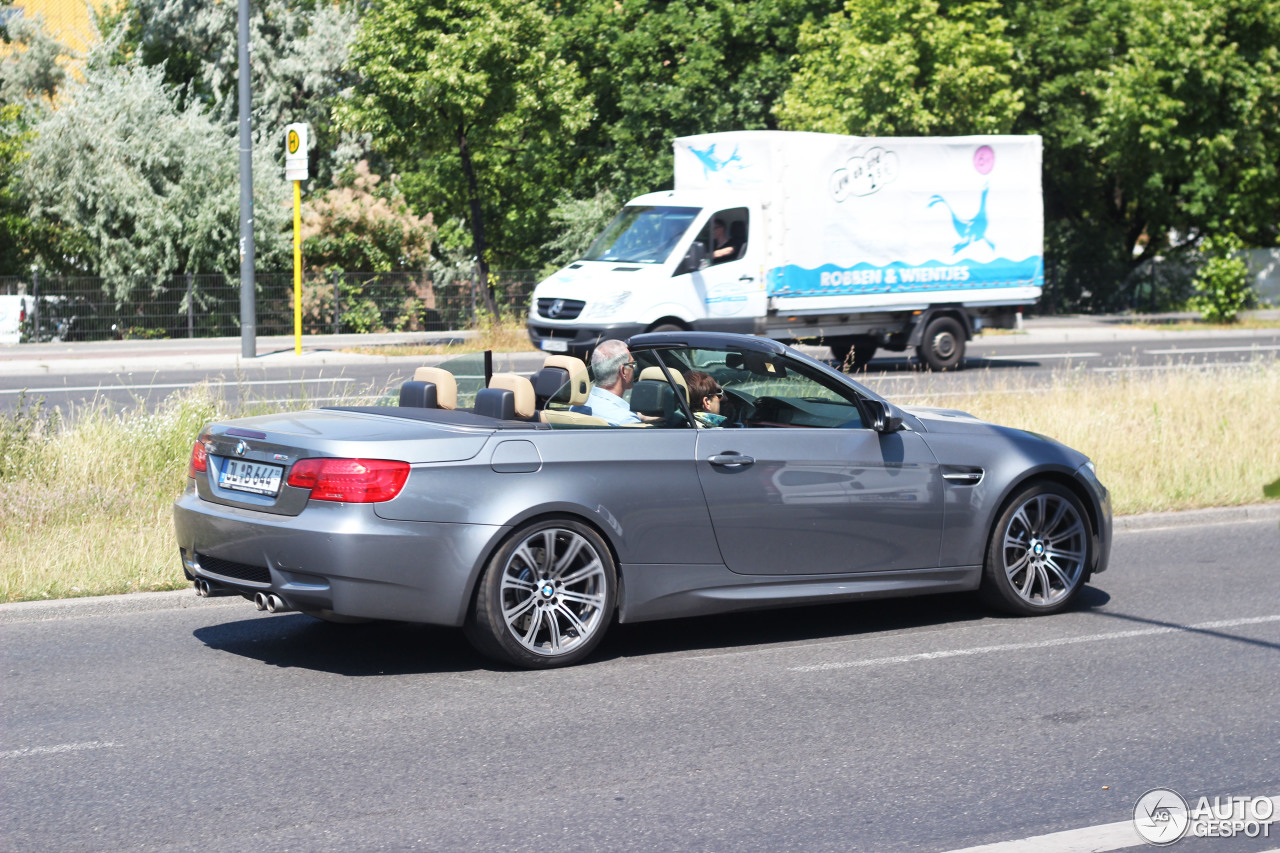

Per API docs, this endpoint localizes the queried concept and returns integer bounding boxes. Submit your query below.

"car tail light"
[188,441,208,478]
[286,458,411,503]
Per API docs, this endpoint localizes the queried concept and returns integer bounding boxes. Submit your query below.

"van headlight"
[581,291,631,320]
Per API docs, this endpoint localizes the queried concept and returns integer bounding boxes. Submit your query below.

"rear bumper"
[173,484,507,626]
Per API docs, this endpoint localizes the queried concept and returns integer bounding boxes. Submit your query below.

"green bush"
[1189,235,1254,324]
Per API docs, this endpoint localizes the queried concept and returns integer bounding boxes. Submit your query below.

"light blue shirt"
[586,386,641,425]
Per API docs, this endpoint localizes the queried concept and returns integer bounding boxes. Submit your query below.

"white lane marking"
[0,377,357,396]
[978,352,1102,361]
[1144,344,1280,355]
[1,740,118,758]
[790,614,1280,673]
[937,796,1280,853]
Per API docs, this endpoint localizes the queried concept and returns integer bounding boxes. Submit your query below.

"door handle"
[738,275,754,282]
[708,454,755,467]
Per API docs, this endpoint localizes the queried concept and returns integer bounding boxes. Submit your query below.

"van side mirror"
[865,399,904,433]
[675,241,707,275]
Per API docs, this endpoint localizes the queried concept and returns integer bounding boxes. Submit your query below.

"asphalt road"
[3,516,1279,852]
[2,327,1278,415]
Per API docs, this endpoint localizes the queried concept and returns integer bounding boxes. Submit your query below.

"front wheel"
[829,337,878,372]
[917,316,965,371]
[980,482,1092,615]
[465,519,617,668]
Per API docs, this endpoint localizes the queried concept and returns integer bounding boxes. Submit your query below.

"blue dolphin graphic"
[929,185,994,254]
[689,144,742,178]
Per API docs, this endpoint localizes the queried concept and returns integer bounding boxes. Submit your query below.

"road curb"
[4,503,1277,623]
[1112,501,1280,532]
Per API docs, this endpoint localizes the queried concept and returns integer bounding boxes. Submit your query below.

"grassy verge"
[2,361,1277,603]
[342,317,538,357]
[896,360,1280,514]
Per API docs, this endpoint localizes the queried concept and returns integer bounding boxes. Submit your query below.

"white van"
[0,294,28,345]
[528,131,1043,370]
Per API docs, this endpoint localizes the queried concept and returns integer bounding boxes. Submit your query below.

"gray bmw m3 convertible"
[174,331,1112,668]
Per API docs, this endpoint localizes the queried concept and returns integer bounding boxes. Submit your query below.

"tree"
[301,160,433,274]
[1004,0,1280,310]
[775,0,1023,135]
[0,11,68,105]
[99,0,362,188]
[341,0,592,313]
[21,47,291,296]
[552,0,841,202]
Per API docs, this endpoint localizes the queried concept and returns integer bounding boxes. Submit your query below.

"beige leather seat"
[638,366,689,405]
[537,355,608,426]
[412,366,458,410]
[481,372,537,420]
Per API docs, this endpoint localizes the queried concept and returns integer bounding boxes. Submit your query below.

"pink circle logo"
[974,145,995,175]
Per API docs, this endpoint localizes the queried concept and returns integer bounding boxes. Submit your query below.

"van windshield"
[582,206,699,264]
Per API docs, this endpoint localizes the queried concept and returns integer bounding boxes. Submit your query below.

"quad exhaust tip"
[254,592,291,613]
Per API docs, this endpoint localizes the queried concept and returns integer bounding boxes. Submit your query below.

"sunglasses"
[709,387,725,398]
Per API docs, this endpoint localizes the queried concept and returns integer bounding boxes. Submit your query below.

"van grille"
[197,554,271,584]
[536,298,585,320]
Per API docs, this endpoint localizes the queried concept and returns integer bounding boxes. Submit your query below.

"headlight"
[580,291,631,320]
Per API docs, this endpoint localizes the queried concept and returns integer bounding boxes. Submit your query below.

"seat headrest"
[398,380,439,408]
[542,355,592,405]
[474,387,515,421]
[630,379,676,420]
[411,366,457,410]
[487,373,536,420]
[638,366,688,403]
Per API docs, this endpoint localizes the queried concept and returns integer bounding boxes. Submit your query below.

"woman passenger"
[683,371,727,427]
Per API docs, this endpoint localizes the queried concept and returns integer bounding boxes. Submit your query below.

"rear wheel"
[980,482,1092,615]
[465,519,616,668]
[917,316,965,371]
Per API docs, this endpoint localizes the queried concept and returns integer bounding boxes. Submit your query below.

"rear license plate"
[217,459,284,496]
[540,338,569,353]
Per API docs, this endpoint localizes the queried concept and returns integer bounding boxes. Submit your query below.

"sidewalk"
[1,312,1277,377]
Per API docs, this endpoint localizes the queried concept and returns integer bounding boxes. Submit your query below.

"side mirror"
[675,241,707,275]
[865,399,904,433]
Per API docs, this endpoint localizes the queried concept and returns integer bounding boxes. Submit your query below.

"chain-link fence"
[0,270,536,343]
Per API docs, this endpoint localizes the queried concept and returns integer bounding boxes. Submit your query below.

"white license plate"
[540,338,569,353]
[217,459,284,496]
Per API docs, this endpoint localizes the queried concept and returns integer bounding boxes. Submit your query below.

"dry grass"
[2,361,1277,602]
[897,359,1280,515]
[342,317,538,357]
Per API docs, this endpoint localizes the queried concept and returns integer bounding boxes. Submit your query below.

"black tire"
[979,482,1092,616]
[647,322,685,334]
[465,519,617,669]
[828,337,877,372]
[917,316,965,371]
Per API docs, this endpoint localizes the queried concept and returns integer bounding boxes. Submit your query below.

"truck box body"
[674,131,1042,309]
[527,130,1042,367]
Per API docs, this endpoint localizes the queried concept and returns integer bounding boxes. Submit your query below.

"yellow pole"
[293,179,302,355]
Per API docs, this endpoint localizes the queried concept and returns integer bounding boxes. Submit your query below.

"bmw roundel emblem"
[235,440,249,457]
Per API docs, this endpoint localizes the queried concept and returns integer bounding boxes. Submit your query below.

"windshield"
[582,205,700,264]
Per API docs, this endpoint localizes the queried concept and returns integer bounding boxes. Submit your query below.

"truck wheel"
[830,338,877,372]
[918,316,965,371]
[647,322,685,334]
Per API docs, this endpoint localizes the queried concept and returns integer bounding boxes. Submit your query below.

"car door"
[687,207,766,327]
[687,352,944,576]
